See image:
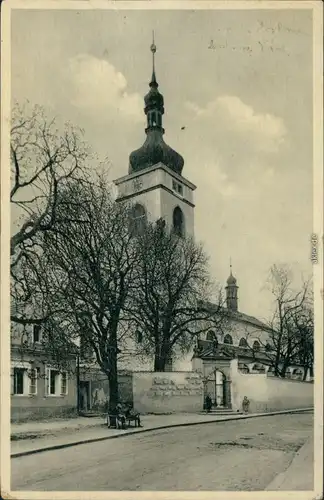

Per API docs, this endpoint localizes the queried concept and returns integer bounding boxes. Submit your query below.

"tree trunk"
[154,338,165,372]
[108,368,118,410]
[154,355,166,372]
[108,334,119,410]
[302,366,308,381]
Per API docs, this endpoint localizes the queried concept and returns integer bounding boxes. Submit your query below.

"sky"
[10,6,313,321]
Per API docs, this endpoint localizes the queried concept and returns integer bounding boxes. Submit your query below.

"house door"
[79,381,91,411]
[204,369,226,407]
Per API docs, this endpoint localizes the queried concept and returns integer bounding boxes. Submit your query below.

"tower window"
[172,180,183,195]
[136,330,143,343]
[129,203,147,236]
[173,206,185,237]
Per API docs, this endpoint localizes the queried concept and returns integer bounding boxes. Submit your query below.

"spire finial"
[230,257,232,274]
[150,30,157,86]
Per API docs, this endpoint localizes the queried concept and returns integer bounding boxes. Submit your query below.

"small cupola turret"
[225,262,239,312]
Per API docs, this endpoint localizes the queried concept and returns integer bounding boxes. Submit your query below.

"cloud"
[65,54,143,123]
[185,95,287,154]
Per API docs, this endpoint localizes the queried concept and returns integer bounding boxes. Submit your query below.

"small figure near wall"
[242,396,250,414]
[204,393,213,413]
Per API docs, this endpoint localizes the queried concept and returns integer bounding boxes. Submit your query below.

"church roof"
[197,340,272,363]
[201,300,273,332]
[230,310,273,332]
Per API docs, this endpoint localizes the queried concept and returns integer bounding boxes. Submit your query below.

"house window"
[13,368,25,395]
[129,203,147,236]
[239,337,248,348]
[47,368,68,396]
[61,372,68,395]
[172,180,183,196]
[50,370,60,395]
[224,334,233,345]
[173,206,185,237]
[12,364,39,396]
[32,325,41,343]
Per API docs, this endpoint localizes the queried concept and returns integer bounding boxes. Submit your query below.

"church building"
[113,39,311,407]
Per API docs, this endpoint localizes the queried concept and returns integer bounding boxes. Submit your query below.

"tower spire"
[150,30,157,87]
[128,33,184,176]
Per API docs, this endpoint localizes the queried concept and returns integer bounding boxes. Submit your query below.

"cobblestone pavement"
[11,413,313,491]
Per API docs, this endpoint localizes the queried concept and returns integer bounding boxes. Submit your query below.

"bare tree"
[39,174,139,409]
[256,264,313,378]
[287,297,314,380]
[129,221,229,371]
[10,101,92,325]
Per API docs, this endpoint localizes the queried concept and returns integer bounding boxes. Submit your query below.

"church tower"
[225,264,239,312]
[113,35,196,237]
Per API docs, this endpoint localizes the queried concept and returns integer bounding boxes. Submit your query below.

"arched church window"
[252,363,265,373]
[173,206,185,237]
[206,330,215,341]
[223,334,233,345]
[129,203,147,236]
[265,342,272,351]
[253,340,260,351]
[238,363,249,374]
[239,337,248,348]
[292,368,303,379]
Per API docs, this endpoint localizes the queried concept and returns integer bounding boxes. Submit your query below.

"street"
[11,413,313,491]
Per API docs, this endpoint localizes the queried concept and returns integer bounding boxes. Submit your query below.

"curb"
[265,436,314,490]
[11,407,313,459]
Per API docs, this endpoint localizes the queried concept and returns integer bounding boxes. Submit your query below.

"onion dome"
[227,272,237,286]
[129,129,184,175]
[129,34,184,175]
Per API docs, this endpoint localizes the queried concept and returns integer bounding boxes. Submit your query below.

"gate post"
[224,380,232,408]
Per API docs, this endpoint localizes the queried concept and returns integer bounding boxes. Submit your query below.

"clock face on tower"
[133,178,143,192]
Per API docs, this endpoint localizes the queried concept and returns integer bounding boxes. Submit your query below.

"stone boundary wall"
[231,371,314,413]
[132,371,204,414]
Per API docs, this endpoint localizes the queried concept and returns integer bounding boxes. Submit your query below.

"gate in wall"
[204,368,231,408]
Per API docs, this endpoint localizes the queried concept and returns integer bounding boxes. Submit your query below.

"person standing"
[205,393,212,413]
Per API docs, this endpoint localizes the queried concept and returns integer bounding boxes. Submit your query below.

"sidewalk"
[11,407,313,458]
[265,435,314,491]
